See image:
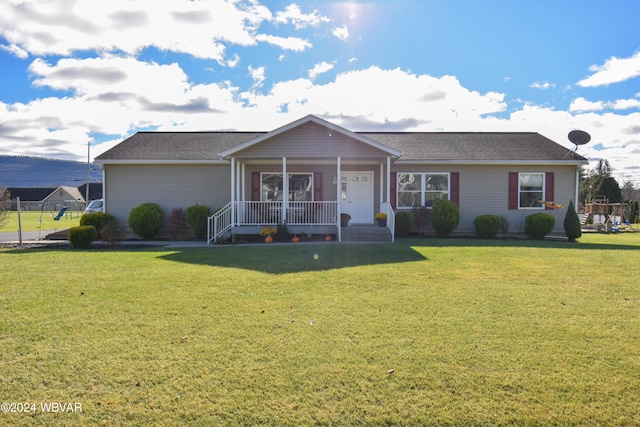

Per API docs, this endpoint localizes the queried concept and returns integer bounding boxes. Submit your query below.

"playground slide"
[53,206,68,220]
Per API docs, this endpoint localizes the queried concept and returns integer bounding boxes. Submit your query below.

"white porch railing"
[381,202,395,242]
[208,201,338,243]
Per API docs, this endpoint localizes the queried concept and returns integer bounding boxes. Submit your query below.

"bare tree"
[0,187,10,230]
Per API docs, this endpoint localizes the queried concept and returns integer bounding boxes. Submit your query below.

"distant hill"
[0,155,102,188]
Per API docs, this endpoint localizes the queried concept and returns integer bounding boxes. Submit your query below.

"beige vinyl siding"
[104,164,230,237]
[235,122,388,159]
[392,163,578,235]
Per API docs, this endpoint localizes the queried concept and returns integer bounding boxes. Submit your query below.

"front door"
[341,172,374,224]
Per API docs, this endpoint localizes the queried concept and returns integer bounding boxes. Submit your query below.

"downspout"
[337,156,341,242]
[575,167,580,208]
[101,166,106,212]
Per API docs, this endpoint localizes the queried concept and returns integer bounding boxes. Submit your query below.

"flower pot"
[377,219,387,227]
[264,235,273,243]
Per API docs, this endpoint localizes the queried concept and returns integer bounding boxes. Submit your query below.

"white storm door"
[341,172,374,224]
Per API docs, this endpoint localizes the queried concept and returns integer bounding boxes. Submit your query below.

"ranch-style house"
[94,115,588,242]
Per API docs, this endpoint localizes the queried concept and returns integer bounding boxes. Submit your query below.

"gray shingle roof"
[96,132,263,161]
[361,132,584,161]
[96,130,585,163]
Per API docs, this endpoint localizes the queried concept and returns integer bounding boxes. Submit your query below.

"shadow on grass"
[402,236,640,251]
[159,243,428,274]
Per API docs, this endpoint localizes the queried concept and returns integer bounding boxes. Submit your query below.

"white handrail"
[208,201,339,243]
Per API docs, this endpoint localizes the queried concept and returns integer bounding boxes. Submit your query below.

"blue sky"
[1,0,639,185]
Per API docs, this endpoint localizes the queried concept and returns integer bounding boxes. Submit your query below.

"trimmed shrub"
[186,204,210,240]
[431,199,460,237]
[80,212,115,238]
[525,212,555,239]
[394,211,414,237]
[129,203,163,239]
[168,208,189,240]
[276,223,289,241]
[68,225,97,249]
[101,219,124,247]
[411,206,430,236]
[473,214,500,239]
[563,200,582,242]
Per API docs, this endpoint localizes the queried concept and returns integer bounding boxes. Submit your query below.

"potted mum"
[375,212,387,227]
[260,226,277,243]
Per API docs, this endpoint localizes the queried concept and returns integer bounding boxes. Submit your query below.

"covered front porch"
[207,158,396,243]
[206,115,402,244]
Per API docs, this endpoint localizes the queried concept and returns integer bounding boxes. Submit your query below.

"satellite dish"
[568,130,591,146]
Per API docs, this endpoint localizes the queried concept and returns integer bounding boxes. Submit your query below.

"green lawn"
[1,234,639,426]
[1,211,81,233]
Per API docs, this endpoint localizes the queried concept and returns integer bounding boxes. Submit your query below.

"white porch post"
[337,156,341,242]
[236,160,241,202]
[282,157,287,223]
[241,162,246,202]
[230,157,235,226]
[379,162,384,207]
[386,156,391,210]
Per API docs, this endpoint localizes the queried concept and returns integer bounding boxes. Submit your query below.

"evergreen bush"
[68,225,98,249]
[186,204,210,240]
[473,214,500,239]
[431,199,460,237]
[525,213,555,239]
[563,200,582,242]
[394,211,415,237]
[128,203,163,239]
[276,223,290,241]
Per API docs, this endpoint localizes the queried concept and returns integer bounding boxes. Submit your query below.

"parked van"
[84,199,104,214]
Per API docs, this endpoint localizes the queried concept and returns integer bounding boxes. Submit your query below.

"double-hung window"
[397,173,450,208]
[519,173,544,208]
[261,173,313,201]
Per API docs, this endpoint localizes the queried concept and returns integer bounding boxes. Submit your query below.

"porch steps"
[341,225,392,242]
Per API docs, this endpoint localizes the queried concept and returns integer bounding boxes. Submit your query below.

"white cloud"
[0,0,274,61]
[255,34,312,51]
[273,4,331,29]
[308,62,335,80]
[569,97,605,112]
[333,25,350,40]
[249,65,266,89]
[611,98,640,110]
[577,51,640,87]
[2,59,640,185]
[530,81,555,90]
[569,97,640,112]
[0,43,28,59]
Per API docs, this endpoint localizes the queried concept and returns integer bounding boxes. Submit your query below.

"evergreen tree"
[563,200,582,242]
